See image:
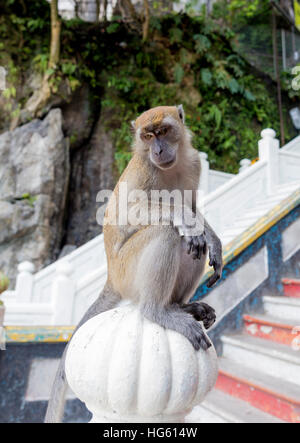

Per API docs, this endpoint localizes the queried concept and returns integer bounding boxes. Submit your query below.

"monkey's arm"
[174,207,223,287]
[203,219,223,288]
[135,200,223,287]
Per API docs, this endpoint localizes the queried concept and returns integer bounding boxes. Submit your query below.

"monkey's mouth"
[157,158,177,169]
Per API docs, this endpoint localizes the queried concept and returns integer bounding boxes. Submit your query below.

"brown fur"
[135,106,183,130]
[45,105,222,423]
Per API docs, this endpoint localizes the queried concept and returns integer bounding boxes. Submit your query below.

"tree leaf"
[174,64,184,84]
[201,68,213,86]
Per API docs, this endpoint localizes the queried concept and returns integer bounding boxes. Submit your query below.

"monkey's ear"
[177,104,185,124]
[131,120,136,132]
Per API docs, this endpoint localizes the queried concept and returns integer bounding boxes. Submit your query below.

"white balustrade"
[202,160,267,236]
[65,304,218,423]
[258,128,280,196]
[199,152,234,194]
[3,128,300,326]
[199,152,210,194]
[15,261,35,303]
[282,134,300,153]
[239,159,252,173]
[52,261,75,325]
[278,149,300,184]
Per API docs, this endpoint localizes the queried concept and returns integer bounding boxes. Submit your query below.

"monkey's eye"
[156,127,168,136]
[144,133,154,140]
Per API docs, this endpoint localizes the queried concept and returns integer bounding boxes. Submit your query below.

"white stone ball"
[65,304,218,423]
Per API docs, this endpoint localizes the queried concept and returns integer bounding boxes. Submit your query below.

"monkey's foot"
[182,302,216,330]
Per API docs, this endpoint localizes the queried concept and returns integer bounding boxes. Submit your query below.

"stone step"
[216,357,300,423]
[188,389,284,423]
[221,333,300,387]
[243,313,298,347]
[282,278,300,298]
[263,295,300,323]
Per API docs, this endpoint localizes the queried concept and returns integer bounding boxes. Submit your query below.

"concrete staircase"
[190,279,300,423]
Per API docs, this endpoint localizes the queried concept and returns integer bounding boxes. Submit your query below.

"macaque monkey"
[45,105,223,423]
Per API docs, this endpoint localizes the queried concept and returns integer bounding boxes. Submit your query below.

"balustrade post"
[65,304,218,423]
[199,152,210,195]
[15,261,35,303]
[258,128,280,195]
[52,261,75,325]
[239,159,251,173]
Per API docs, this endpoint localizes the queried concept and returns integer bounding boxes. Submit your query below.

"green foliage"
[212,0,271,27]
[0,1,294,175]
[13,193,37,208]
[194,34,211,54]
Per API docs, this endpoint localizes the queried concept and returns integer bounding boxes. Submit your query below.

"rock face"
[0,109,69,286]
[65,107,116,246]
[61,85,95,150]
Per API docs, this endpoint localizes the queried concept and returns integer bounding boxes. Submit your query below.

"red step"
[243,313,297,347]
[282,278,300,298]
[216,358,300,423]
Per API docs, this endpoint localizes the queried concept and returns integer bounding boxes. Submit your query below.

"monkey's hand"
[207,235,223,288]
[182,302,216,329]
[184,234,207,260]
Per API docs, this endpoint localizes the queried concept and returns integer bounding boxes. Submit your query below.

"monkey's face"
[134,106,185,170]
[141,123,180,170]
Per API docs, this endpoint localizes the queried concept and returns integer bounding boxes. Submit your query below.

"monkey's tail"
[44,284,122,423]
[44,348,68,423]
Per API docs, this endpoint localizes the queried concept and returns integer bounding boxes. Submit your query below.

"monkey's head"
[133,105,186,170]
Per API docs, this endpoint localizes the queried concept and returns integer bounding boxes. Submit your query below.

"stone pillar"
[15,261,35,303]
[258,128,280,195]
[52,261,75,325]
[199,152,210,195]
[65,303,218,423]
[239,159,252,174]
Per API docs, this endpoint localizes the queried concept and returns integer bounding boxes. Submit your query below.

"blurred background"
[0,0,300,424]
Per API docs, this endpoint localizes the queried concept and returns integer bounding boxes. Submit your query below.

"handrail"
[203,160,267,206]
[278,149,300,159]
[199,188,300,286]
[281,134,300,152]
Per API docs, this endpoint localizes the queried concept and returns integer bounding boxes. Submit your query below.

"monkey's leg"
[137,230,211,351]
[182,302,216,330]
[44,284,121,423]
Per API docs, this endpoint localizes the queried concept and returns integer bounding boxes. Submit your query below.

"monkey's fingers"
[191,241,199,260]
[185,236,193,255]
[185,236,206,261]
[197,235,207,259]
[207,263,222,288]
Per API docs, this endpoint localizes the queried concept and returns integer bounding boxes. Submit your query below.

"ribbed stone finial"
[65,304,218,423]
[261,128,276,139]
